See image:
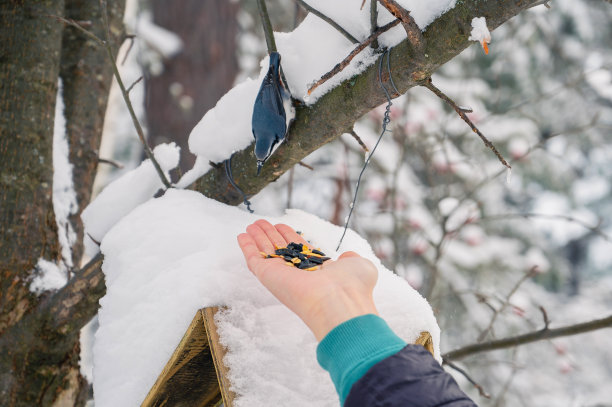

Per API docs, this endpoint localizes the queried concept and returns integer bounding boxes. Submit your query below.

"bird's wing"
[257,78,286,119]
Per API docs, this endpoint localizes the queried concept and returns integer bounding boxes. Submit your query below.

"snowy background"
[51,0,612,406]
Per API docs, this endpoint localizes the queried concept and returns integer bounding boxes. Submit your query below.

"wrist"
[304,286,378,341]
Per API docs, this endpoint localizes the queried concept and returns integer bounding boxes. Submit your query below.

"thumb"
[338,251,361,260]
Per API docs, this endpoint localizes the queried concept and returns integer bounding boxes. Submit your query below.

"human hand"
[237,219,379,341]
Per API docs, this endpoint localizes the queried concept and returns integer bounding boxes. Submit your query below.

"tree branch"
[478,267,537,341]
[421,77,511,169]
[480,213,611,242]
[193,0,539,204]
[443,314,612,361]
[294,0,359,44]
[307,18,400,95]
[370,0,379,49]
[377,0,424,54]
[256,0,277,53]
[442,359,491,398]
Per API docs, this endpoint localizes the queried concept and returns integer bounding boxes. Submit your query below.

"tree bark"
[0,0,64,339]
[0,0,123,404]
[146,0,240,175]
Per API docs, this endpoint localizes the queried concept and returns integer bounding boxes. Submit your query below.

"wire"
[224,153,254,213]
[336,48,399,251]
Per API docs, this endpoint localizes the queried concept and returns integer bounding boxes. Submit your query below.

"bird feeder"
[142,306,434,406]
[141,307,235,407]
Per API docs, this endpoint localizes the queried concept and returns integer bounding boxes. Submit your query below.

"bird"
[252,51,295,175]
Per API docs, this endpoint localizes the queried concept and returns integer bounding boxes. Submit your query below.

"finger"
[275,223,309,246]
[246,223,275,253]
[237,233,265,270]
[254,219,287,249]
[338,251,361,260]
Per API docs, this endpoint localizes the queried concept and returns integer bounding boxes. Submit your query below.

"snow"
[81,143,180,244]
[93,189,440,407]
[136,10,183,60]
[53,79,78,269]
[468,17,491,48]
[180,0,457,186]
[29,258,67,294]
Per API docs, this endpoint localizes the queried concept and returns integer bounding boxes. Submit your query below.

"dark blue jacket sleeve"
[344,345,477,407]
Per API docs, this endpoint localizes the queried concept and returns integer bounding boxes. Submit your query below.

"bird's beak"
[256,161,264,176]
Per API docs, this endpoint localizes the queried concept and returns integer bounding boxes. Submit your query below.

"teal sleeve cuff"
[316,314,407,405]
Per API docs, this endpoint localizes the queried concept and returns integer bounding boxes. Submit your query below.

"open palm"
[237,219,379,340]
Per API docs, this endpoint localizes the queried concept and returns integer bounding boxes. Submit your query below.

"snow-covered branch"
[191,0,543,206]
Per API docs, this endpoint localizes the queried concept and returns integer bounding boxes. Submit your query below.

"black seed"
[312,249,325,256]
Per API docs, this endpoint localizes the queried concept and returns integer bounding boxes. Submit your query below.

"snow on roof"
[93,189,440,406]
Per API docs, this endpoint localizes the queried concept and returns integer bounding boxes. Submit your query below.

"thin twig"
[99,0,171,188]
[421,78,511,169]
[443,314,612,360]
[256,0,290,90]
[370,0,379,49]
[539,306,550,329]
[478,266,538,341]
[348,130,369,152]
[120,34,136,65]
[51,10,171,188]
[308,19,400,94]
[256,0,277,53]
[126,75,143,94]
[98,157,124,169]
[377,0,424,54]
[442,359,491,398]
[480,213,610,242]
[294,0,359,44]
[297,161,314,170]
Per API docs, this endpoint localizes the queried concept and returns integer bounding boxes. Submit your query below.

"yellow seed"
[260,252,268,257]
[304,266,318,271]
[285,262,295,267]
[291,258,301,264]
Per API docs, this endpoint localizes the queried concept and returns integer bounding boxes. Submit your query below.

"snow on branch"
[307,18,401,95]
[377,0,424,54]
[294,0,359,44]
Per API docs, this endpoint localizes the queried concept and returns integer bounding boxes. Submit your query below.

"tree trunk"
[146,0,240,175]
[0,0,123,404]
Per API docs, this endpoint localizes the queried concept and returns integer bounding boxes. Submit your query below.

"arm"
[237,220,476,406]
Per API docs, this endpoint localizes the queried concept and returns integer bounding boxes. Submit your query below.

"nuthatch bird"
[252,51,295,175]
